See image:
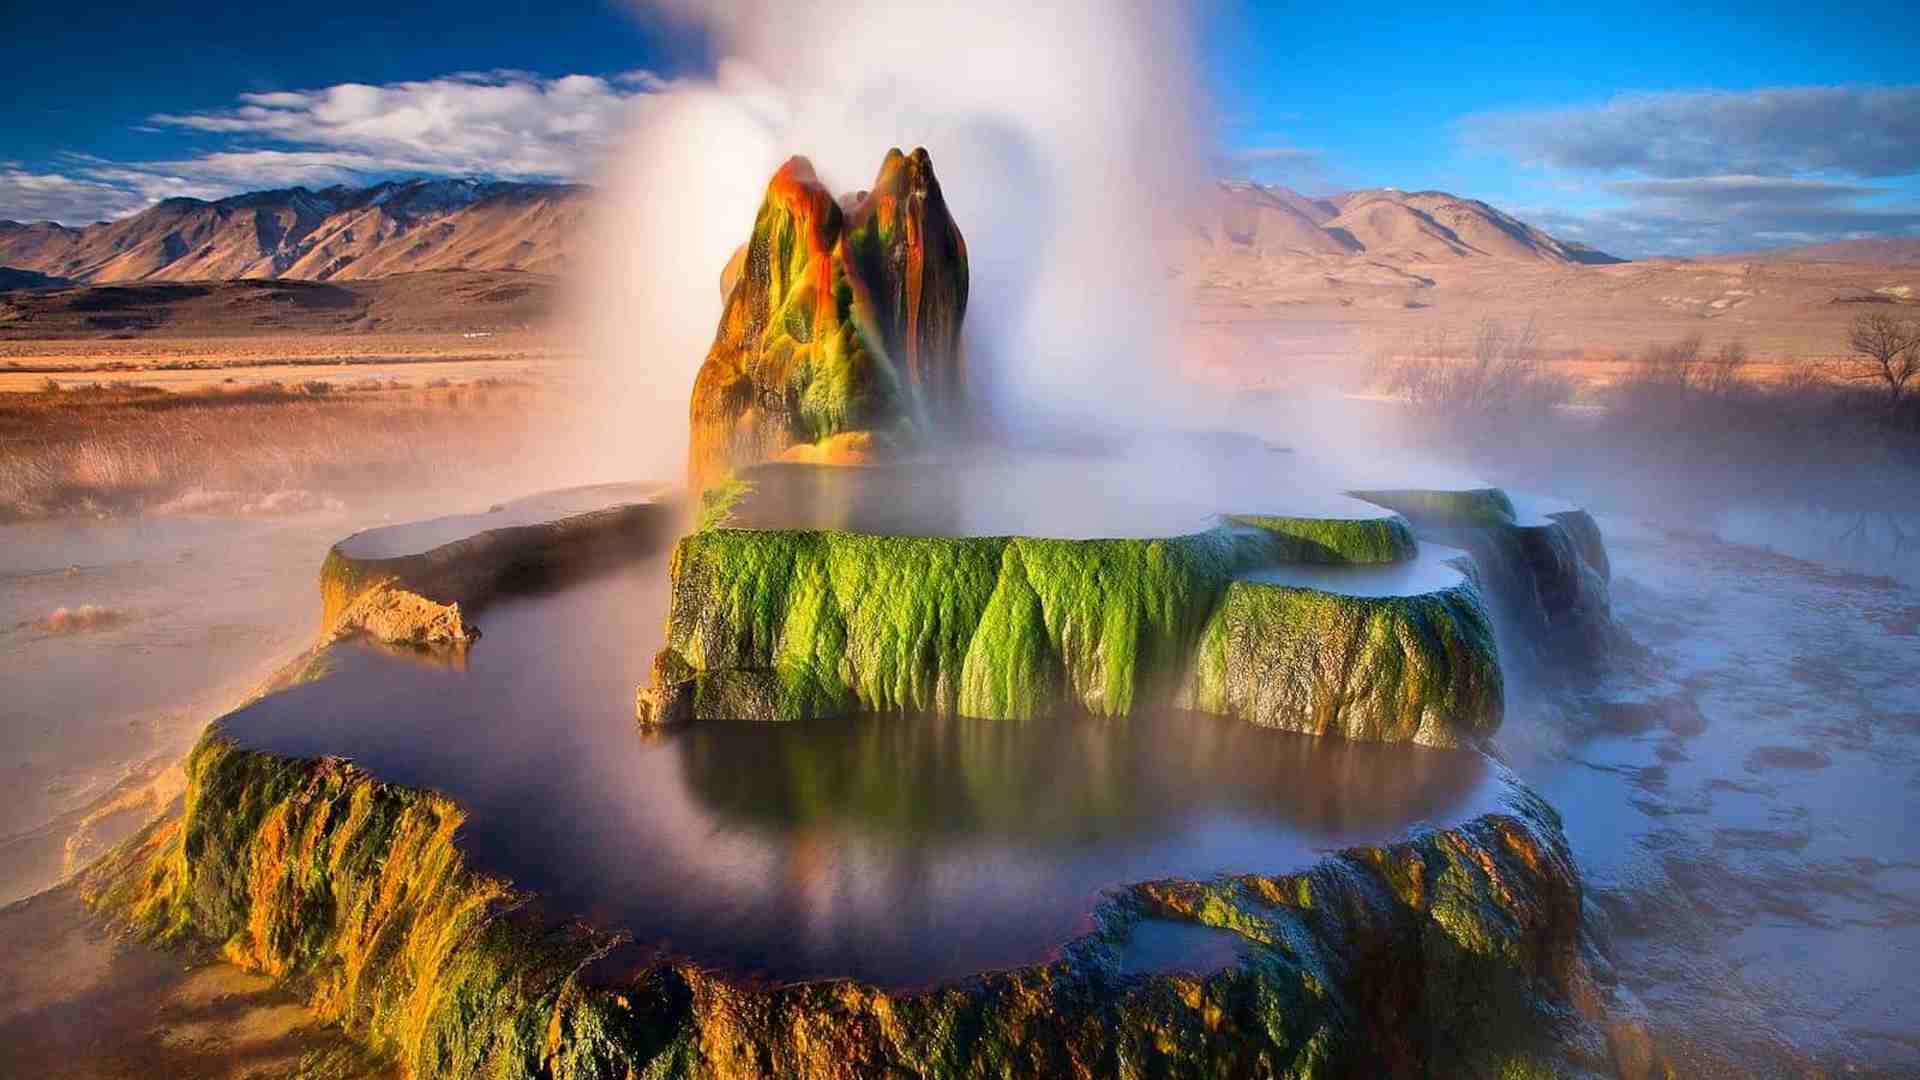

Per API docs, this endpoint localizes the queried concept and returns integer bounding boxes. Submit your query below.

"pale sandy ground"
[0,331,564,393]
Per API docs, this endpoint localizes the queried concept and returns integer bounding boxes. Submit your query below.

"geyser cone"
[687,149,969,488]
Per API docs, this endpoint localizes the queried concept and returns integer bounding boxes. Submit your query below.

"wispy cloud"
[3,70,665,225]
[1214,142,1323,186]
[0,170,154,225]
[1462,86,1920,254]
[1463,86,1920,179]
[1225,145,1319,164]
[1514,176,1920,256]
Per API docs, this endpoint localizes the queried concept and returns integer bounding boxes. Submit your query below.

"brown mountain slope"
[1322,196,1478,261]
[1197,183,1621,266]
[4,176,1619,289]
[1190,182,1358,257]
[0,180,585,285]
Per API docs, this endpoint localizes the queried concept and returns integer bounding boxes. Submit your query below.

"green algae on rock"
[636,520,1502,747]
[81,735,657,1080]
[1183,570,1501,745]
[1347,487,1519,529]
[1225,511,1418,564]
[83,725,1624,1078]
[687,149,969,490]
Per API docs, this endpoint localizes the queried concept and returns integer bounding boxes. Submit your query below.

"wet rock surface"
[1353,487,1615,663]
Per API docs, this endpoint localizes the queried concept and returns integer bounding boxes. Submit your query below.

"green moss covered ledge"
[82,728,1637,1079]
[636,511,1503,748]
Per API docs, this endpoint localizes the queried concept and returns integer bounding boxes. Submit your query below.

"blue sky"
[4,0,1918,256]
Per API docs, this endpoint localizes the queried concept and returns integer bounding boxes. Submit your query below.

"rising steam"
[563,0,1212,481]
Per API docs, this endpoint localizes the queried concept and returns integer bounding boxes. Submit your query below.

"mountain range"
[1189,182,1621,266]
[1,177,1627,286]
[0,178,587,284]
[8,176,1917,289]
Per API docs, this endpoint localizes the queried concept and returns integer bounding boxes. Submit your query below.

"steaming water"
[0,514,340,901]
[220,555,1503,987]
[728,447,1391,539]
[1241,545,1468,597]
[336,483,664,560]
[0,487,614,905]
[569,0,1210,475]
[1512,514,1920,1071]
[1708,504,1920,588]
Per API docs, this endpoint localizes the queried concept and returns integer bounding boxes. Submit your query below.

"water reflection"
[679,709,1488,844]
[221,559,1502,986]
[1712,505,1920,586]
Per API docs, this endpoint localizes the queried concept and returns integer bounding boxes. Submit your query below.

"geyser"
[568,0,1208,482]
[687,148,968,487]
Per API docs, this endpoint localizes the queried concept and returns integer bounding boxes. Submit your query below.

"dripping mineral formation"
[687,149,969,488]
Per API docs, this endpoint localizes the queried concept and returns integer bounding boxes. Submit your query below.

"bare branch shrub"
[1694,340,1750,397]
[1846,312,1920,407]
[1377,316,1572,437]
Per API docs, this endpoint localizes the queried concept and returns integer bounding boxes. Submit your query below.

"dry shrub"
[1375,317,1574,438]
[1609,337,1754,432]
[1598,331,1920,491]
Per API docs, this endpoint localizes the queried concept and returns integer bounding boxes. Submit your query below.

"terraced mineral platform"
[80,460,1633,1077]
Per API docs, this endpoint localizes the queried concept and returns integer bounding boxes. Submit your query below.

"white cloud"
[149,70,656,178]
[1514,179,1920,258]
[1214,143,1325,187]
[0,170,153,225]
[1462,86,1920,254]
[1463,86,1920,179]
[3,70,665,224]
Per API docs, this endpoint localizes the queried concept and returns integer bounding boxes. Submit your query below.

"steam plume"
[564,0,1211,480]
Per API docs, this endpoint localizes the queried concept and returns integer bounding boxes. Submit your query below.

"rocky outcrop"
[84,730,1623,1078]
[1185,569,1501,745]
[1349,488,1613,658]
[327,581,474,647]
[687,149,968,489]
[321,483,669,647]
[636,518,1502,747]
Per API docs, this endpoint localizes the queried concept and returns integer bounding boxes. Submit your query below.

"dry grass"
[1373,319,1920,514]
[0,380,542,520]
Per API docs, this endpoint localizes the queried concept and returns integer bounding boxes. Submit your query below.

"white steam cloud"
[563,0,1211,482]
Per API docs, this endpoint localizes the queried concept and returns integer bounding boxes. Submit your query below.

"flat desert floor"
[1181,253,1918,388]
